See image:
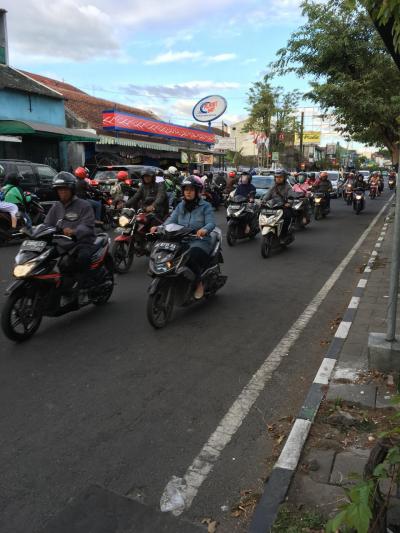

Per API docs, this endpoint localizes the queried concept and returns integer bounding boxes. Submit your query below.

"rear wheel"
[226,224,237,247]
[261,234,273,259]
[92,256,114,305]
[1,289,43,342]
[112,240,134,273]
[147,282,174,328]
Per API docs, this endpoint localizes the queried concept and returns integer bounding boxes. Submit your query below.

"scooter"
[314,193,330,220]
[259,200,294,258]
[343,184,354,205]
[353,188,365,215]
[146,224,227,328]
[0,193,45,245]
[226,195,259,246]
[1,224,114,341]
[292,193,311,230]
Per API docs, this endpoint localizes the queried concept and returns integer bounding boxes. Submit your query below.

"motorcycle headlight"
[119,215,130,227]
[14,262,38,278]
[355,195,362,200]
[315,198,322,203]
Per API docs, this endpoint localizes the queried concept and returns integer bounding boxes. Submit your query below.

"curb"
[249,200,393,533]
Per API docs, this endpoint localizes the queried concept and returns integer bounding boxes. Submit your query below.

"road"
[0,191,390,532]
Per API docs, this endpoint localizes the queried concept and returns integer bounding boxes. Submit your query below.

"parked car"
[358,170,370,181]
[92,165,163,189]
[0,159,58,202]
[251,175,275,200]
[326,170,341,198]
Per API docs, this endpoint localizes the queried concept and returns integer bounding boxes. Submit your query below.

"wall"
[0,89,65,126]
[231,119,256,157]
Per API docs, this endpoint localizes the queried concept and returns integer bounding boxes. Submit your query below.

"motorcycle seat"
[93,233,108,250]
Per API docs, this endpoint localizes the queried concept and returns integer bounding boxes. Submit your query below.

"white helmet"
[168,166,178,175]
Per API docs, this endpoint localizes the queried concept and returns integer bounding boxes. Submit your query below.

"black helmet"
[240,171,252,183]
[140,168,156,181]
[156,169,164,177]
[52,172,77,191]
[274,168,287,179]
[206,172,213,180]
[181,175,203,193]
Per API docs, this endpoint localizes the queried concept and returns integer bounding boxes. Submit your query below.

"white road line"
[364,266,372,273]
[371,251,378,257]
[275,419,312,471]
[314,358,337,385]
[335,321,352,339]
[160,198,391,516]
[349,296,360,309]
[375,242,382,248]
[358,279,368,288]
[378,236,384,242]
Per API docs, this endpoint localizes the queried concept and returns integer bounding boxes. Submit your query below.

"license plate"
[263,209,276,215]
[21,240,46,252]
[229,205,241,210]
[154,242,178,251]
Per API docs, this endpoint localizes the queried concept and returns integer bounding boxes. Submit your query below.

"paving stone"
[375,386,397,409]
[329,448,370,486]
[326,383,377,408]
[302,449,336,484]
[289,474,347,518]
[388,497,400,528]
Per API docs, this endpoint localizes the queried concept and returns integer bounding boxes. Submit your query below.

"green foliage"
[355,0,400,53]
[326,481,374,533]
[273,0,400,161]
[272,504,325,532]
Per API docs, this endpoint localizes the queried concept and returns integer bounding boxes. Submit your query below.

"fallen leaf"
[201,518,218,532]
[276,435,285,444]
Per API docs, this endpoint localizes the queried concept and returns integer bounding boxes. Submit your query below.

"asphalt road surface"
[0,190,391,532]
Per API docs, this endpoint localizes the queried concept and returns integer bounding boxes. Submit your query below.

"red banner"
[102,111,215,144]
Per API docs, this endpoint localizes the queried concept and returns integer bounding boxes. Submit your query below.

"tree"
[243,75,300,164]
[273,0,400,163]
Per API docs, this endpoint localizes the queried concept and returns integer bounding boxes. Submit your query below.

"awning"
[0,120,98,142]
[98,134,179,152]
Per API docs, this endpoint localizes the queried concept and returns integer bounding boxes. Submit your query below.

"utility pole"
[299,111,305,169]
[386,148,400,341]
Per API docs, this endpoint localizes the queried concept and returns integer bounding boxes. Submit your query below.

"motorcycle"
[259,200,295,258]
[343,184,354,205]
[314,193,329,220]
[226,195,259,246]
[292,193,311,230]
[1,224,114,341]
[146,224,227,328]
[112,207,162,273]
[369,183,378,199]
[389,177,396,190]
[0,193,45,245]
[353,188,365,215]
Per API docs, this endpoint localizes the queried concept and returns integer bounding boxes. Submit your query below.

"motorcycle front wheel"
[1,289,43,342]
[314,207,321,221]
[261,234,273,259]
[92,256,114,306]
[226,224,237,247]
[147,282,174,328]
[112,240,134,273]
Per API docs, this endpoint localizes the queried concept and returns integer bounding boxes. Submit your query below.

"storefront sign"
[295,131,321,145]
[195,153,214,165]
[192,95,227,123]
[271,152,279,161]
[103,110,215,144]
[214,137,236,150]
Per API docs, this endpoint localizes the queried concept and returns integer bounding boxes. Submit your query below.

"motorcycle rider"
[292,174,312,225]
[44,172,96,298]
[369,172,380,195]
[233,171,257,234]
[262,169,294,242]
[214,171,227,188]
[227,170,238,193]
[74,166,102,223]
[127,168,168,219]
[0,165,19,228]
[313,171,333,209]
[150,176,216,300]
[1,173,32,228]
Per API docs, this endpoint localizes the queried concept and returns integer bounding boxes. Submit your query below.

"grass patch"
[272,504,326,532]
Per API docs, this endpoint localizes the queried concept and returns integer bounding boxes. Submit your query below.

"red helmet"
[117,170,129,181]
[229,171,236,178]
[74,166,89,180]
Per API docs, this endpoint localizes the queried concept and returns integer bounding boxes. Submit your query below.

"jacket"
[2,184,27,206]
[234,183,256,198]
[127,181,168,217]
[313,179,333,194]
[44,196,95,244]
[164,198,216,254]
[263,182,294,204]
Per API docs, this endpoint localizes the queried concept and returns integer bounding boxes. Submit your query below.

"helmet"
[228,171,236,178]
[140,168,156,181]
[74,166,89,180]
[52,172,77,192]
[117,170,129,181]
[156,169,164,177]
[320,171,328,178]
[274,168,287,179]
[168,166,178,176]
[206,172,213,180]
[181,175,203,193]
[240,171,252,183]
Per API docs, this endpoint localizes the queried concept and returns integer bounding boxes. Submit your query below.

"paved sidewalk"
[286,206,400,528]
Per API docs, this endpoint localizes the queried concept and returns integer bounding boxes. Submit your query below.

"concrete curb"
[249,202,392,533]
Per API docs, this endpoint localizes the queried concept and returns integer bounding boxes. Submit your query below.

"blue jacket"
[165,198,216,253]
[235,183,256,198]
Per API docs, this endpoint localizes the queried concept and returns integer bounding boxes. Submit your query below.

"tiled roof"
[21,71,156,133]
[0,65,63,99]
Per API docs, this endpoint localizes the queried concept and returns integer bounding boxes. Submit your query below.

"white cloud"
[164,31,194,49]
[122,80,240,99]
[145,50,203,65]
[207,53,237,63]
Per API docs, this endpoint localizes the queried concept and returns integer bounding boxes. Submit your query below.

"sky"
[3,0,312,127]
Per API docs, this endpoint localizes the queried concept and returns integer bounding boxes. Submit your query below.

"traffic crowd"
[0,165,394,340]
